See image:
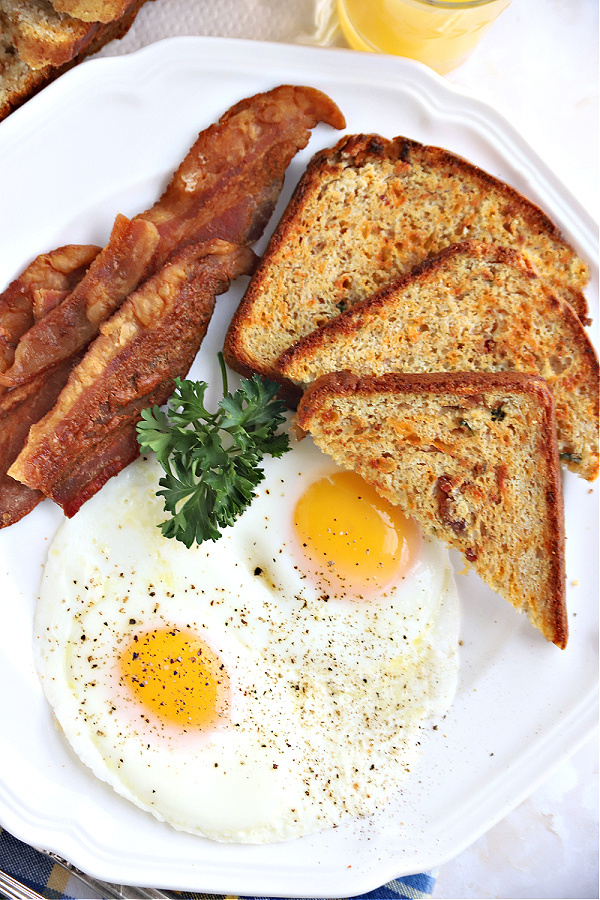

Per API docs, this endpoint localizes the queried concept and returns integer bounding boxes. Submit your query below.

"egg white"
[34,434,459,843]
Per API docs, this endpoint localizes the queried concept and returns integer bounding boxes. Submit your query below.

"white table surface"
[55,0,600,897]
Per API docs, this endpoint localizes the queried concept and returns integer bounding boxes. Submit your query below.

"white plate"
[0,36,597,899]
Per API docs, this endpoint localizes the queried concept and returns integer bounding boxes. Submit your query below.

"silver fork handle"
[0,869,46,900]
[0,856,178,900]
[39,852,177,899]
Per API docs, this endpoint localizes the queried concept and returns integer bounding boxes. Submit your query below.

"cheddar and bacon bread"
[49,0,135,23]
[277,241,599,481]
[0,0,153,121]
[1,0,104,69]
[223,133,591,385]
[297,369,568,649]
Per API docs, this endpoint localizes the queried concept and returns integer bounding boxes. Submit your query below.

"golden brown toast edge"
[277,240,599,479]
[297,369,568,648]
[224,132,590,380]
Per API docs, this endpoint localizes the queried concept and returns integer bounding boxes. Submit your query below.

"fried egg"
[34,434,459,843]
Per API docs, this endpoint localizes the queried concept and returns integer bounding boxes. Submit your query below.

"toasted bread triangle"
[224,134,590,386]
[278,241,599,481]
[297,370,568,648]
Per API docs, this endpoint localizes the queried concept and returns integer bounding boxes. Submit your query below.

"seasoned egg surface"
[34,436,459,843]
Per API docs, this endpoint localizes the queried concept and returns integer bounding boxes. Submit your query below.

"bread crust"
[278,240,599,480]
[224,133,591,386]
[0,0,102,70]
[50,0,134,23]
[0,0,153,121]
[297,369,568,649]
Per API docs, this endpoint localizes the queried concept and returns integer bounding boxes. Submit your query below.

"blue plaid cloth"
[0,828,437,899]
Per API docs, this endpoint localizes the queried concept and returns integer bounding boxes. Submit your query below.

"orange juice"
[337,0,512,74]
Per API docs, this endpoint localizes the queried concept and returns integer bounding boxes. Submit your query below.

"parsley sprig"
[136,354,290,547]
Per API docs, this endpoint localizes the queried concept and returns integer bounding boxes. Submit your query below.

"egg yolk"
[293,470,420,595]
[119,627,228,729]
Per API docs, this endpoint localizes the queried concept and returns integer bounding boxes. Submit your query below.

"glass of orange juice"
[337,0,512,75]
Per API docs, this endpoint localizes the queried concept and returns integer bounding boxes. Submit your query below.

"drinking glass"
[337,0,512,74]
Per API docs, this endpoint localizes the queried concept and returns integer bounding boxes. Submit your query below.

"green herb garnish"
[491,405,506,422]
[136,354,291,548]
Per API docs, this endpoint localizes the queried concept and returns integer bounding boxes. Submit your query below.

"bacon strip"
[2,85,344,391]
[1,215,159,387]
[0,359,82,526]
[3,85,345,520]
[10,240,256,516]
[0,244,100,374]
[0,245,102,525]
[138,84,346,272]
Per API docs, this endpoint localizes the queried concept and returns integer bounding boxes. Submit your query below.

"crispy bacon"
[139,85,346,272]
[0,359,82,526]
[2,86,343,392]
[0,244,100,374]
[31,289,69,320]
[10,240,256,516]
[3,85,345,520]
[0,246,101,526]
[1,216,159,388]
[1,87,343,390]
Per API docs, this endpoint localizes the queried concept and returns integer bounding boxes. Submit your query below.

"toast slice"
[296,370,568,648]
[0,0,101,69]
[223,134,590,384]
[0,0,151,121]
[278,241,599,481]
[49,0,134,23]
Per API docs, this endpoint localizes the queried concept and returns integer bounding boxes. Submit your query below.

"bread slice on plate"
[296,369,568,649]
[223,134,590,384]
[278,241,599,482]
